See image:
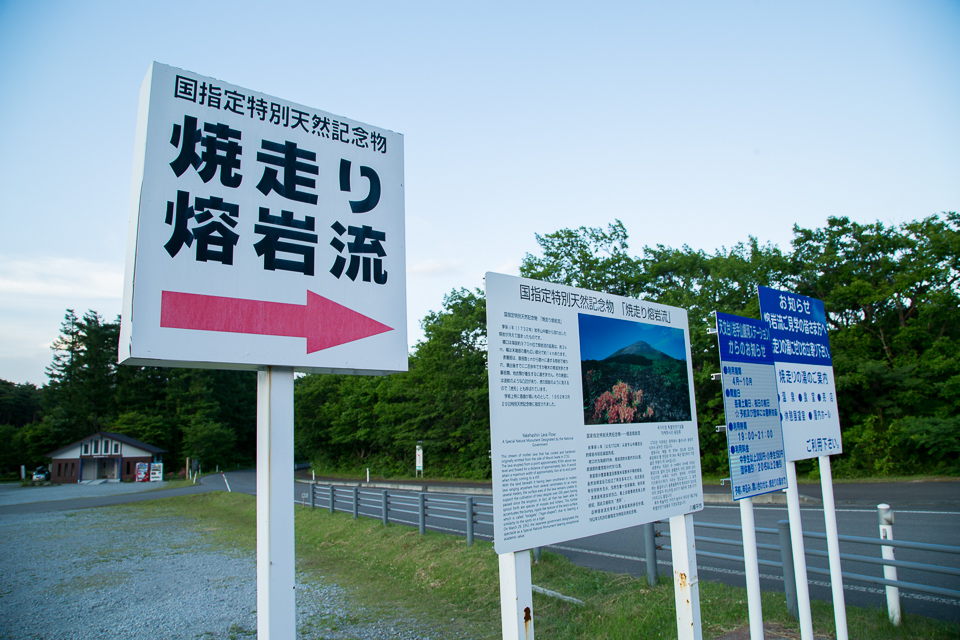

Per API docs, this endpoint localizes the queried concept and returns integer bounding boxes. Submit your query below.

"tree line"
[0,311,257,476]
[1,213,956,479]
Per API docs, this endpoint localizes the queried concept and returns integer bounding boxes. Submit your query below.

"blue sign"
[757,286,832,366]
[757,287,843,461]
[716,312,788,500]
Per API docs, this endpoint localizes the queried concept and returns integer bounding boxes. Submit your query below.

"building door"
[81,459,96,481]
[96,459,115,479]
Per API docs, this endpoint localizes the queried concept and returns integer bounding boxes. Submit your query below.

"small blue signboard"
[716,312,788,500]
[757,287,843,461]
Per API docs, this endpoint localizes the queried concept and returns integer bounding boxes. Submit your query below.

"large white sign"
[715,312,788,500]
[486,273,703,554]
[120,63,407,374]
[758,287,842,461]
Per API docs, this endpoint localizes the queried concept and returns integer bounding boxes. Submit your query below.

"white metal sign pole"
[499,550,534,640]
[257,366,296,640]
[819,455,848,640]
[669,513,703,640]
[739,497,765,640]
[785,461,814,640]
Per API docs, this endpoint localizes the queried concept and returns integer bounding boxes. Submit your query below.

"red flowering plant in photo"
[591,381,651,424]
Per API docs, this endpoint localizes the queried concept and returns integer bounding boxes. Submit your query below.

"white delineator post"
[669,513,703,640]
[785,461,814,640]
[878,503,901,625]
[739,497,765,640]
[819,455,848,640]
[257,366,296,640]
[499,550,534,640]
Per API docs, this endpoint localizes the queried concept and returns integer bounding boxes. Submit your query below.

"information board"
[486,273,703,554]
[757,287,842,461]
[715,312,787,500]
[120,63,407,374]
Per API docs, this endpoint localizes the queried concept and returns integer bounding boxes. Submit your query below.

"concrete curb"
[703,490,821,505]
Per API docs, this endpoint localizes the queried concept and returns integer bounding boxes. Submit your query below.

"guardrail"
[299,482,959,622]
[658,517,960,624]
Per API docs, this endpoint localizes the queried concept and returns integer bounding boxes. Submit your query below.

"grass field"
[117,492,959,640]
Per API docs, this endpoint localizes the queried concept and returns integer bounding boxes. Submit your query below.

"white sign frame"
[486,273,703,555]
[120,63,407,375]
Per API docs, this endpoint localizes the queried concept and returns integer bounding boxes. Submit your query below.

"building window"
[83,443,89,455]
[92,440,99,455]
[114,442,120,454]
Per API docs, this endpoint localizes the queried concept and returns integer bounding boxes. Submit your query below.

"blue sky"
[578,314,687,362]
[1,0,958,385]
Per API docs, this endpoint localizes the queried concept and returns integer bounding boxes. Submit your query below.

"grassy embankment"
[119,491,958,640]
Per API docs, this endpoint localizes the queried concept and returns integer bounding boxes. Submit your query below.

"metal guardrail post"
[778,519,799,619]
[419,493,426,535]
[645,522,660,586]
[466,496,474,546]
[878,503,901,626]
[352,486,359,519]
[533,547,542,563]
[329,485,336,514]
[644,522,659,586]
[309,483,315,509]
[381,489,388,525]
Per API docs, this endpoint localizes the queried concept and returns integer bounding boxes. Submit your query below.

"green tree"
[44,310,119,440]
[521,220,640,295]
[407,288,490,477]
[294,288,492,479]
[181,418,237,470]
[165,369,228,467]
[0,380,42,428]
[790,213,960,475]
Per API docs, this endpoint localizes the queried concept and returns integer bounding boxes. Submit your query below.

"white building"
[46,432,166,483]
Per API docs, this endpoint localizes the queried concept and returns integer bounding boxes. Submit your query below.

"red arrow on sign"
[160,290,393,354]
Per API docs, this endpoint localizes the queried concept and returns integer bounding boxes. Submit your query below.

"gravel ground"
[0,504,468,639]
[0,481,171,507]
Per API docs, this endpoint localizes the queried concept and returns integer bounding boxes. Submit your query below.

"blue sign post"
[757,286,848,640]
[715,311,788,638]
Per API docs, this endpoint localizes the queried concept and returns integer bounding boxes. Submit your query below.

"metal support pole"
[819,455,848,640]
[532,547,542,563]
[785,461,815,640]
[499,550,534,640]
[309,483,315,509]
[739,497,765,639]
[878,503,901,626]
[329,485,336,514]
[669,513,703,640]
[418,493,426,535]
[465,496,474,546]
[644,521,659,587]
[352,486,359,519]
[256,366,296,640]
[777,519,798,619]
[381,489,388,525]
